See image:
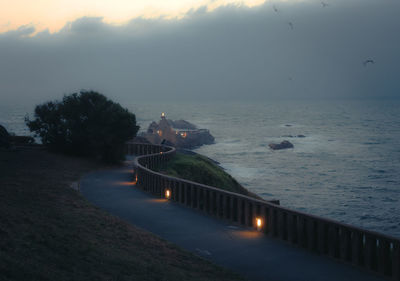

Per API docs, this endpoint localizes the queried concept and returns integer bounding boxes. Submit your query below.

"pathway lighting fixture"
[256,217,263,231]
[165,189,171,200]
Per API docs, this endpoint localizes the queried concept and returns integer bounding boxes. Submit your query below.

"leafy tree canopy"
[26,91,139,162]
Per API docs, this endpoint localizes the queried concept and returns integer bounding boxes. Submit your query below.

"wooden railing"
[126,142,400,280]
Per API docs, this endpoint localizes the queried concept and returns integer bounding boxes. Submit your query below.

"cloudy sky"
[0,0,399,105]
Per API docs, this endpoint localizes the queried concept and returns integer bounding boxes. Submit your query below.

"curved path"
[80,158,386,281]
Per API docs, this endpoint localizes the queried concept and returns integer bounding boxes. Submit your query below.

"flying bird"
[273,5,279,12]
[288,22,294,30]
[363,59,375,67]
[321,1,329,7]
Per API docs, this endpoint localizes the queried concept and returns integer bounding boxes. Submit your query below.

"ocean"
[1,100,400,237]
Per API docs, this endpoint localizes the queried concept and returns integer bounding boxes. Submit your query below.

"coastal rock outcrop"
[140,113,214,149]
[281,134,306,138]
[269,140,294,150]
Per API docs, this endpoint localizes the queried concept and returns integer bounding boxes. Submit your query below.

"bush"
[25,91,139,162]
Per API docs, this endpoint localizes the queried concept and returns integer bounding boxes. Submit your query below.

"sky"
[0,0,399,105]
[0,0,268,33]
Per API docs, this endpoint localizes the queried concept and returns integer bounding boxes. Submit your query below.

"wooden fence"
[126,142,400,280]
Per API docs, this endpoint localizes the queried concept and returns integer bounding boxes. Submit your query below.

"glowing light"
[256,217,263,231]
[180,132,187,138]
[157,130,162,136]
[161,112,165,118]
[165,189,171,199]
[131,175,138,185]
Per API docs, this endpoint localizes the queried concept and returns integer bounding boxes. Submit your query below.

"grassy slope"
[156,152,260,199]
[0,148,245,281]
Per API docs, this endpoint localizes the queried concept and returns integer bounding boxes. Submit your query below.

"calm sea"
[2,100,400,237]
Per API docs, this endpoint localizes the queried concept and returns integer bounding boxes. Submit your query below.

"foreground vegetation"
[0,148,245,281]
[25,91,139,163]
[155,152,260,199]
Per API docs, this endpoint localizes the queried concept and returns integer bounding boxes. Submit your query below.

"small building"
[141,113,214,148]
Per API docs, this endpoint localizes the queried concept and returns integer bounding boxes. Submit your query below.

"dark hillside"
[0,148,245,281]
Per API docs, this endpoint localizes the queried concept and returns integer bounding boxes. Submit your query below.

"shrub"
[26,91,139,162]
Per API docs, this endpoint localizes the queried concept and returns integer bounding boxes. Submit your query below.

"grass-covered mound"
[155,152,260,199]
[0,148,245,281]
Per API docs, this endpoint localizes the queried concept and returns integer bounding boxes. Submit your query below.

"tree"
[26,91,139,162]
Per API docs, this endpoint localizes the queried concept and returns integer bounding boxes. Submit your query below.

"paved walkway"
[80,159,386,281]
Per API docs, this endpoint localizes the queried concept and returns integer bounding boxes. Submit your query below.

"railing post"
[179,181,185,204]
[277,211,285,240]
[393,241,400,280]
[149,173,153,193]
[184,183,190,207]
[318,222,326,255]
[175,181,182,203]
[222,194,228,219]
[147,172,152,192]
[195,186,200,210]
[151,174,155,193]
[191,184,197,209]
[307,219,316,251]
[229,196,235,222]
[340,227,351,262]
[211,191,216,216]
[267,207,273,236]
[225,196,231,220]
[171,180,176,201]
[244,200,251,227]
[258,204,266,233]
[204,190,210,214]
[352,230,363,266]
[237,198,243,224]
[328,225,337,258]
[288,213,294,244]
[365,234,376,271]
[299,217,307,248]
[377,238,390,276]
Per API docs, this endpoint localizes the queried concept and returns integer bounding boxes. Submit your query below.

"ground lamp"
[255,217,263,231]
[165,189,171,200]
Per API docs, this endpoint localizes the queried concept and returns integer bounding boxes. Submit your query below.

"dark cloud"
[0,0,399,106]
[0,25,36,38]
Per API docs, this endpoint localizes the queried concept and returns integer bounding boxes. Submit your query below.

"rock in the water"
[297,135,306,138]
[0,125,10,148]
[269,140,294,150]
